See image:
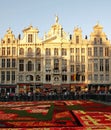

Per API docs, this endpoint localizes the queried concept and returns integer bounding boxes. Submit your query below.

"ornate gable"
[90,23,109,44]
[43,16,69,43]
[23,25,39,33]
[1,28,16,44]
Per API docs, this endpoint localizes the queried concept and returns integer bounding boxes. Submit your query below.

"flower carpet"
[0,100,111,130]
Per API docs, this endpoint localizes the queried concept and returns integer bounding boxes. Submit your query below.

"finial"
[55,15,59,23]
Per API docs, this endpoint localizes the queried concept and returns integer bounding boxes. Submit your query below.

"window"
[81,48,85,53]
[36,48,41,55]
[54,59,59,71]
[1,71,5,82]
[94,74,98,81]
[28,34,33,42]
[46,74,51,82]
[105,48,109,56]
[105,74,109,81]
[99,47,103,56]
[37,60,41,71]
[36,75,41,81]
[100,59,104,71]
[88,63,92,72]
[100,38,102,44]
[70,55,74,63]
[7,47,10,55]
[100,74,104,81]
[94,38,97,44]
[27,61,33,71]
[2,59,5,68]
[62,75,67,81]
[76,48,79,54]
[88,74,92,81]
[76,65,80,72]
[70,48,74,53]
[81,64,85,72]
[45,59,51,72]
[76,36,79,43]
[62,59,67,72]
[7,38,10,43]
[94,47,98,57]
[62,48,67,56]
[19,75,24,81]
[6,71,10,81]
[46,48,51,56]
[26,75,33,81]
[82,75,85,81]
[105,59,109,72]
[76,73,80,81]
[88,48,92,56]
[19,60,24,71]
[28,48,33,56]
[19,48,24,55]
[12,47,16,55]
[12,59,16,68]
[2,47,5,55]
[54,48,58,55]
[81,56,85,63]
[94,63,98,72]
[12,71,15,81]
[70,65,74,72]
[7,59,10,68]
[76,56,80,62]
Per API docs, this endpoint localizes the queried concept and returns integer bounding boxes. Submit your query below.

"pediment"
[23,25,39,33]
[43,35,69,44]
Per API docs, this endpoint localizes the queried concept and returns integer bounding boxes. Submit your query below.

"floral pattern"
[0,100,111,129]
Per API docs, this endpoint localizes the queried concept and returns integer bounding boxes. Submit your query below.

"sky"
[0,0,111,40]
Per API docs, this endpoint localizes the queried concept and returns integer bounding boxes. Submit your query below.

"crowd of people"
[0,88,111,102]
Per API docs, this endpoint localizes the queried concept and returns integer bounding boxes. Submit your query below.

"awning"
[88,84,110,86]
[0,84,16,88]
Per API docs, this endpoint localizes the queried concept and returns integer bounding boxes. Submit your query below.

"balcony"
[53,69,60,75]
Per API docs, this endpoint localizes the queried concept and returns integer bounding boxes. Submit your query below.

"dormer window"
[100,38,102,44]
[28,34,33,42]
[7,38,10,43]
[76,36,79,43]
[94,38,97,44]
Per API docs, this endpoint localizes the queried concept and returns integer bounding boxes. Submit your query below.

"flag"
[74,73,76,80]
[71,73,76,81]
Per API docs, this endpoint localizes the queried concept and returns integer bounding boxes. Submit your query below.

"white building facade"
[0,17,111,94]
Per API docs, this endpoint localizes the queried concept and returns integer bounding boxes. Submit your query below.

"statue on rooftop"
[55,15,59,23]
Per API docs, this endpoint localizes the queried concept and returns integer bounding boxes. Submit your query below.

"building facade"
[0,16,111,94]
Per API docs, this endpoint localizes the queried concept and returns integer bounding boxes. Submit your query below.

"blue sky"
[0,0,111,39]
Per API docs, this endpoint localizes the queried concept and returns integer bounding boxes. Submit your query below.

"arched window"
[28,47,33,56]
[36,48,41,56]
[76,36,79,43]
[27,61,33,71]
[7,38,10,43]
[45,48,51,55]
[28,34,33,42]
[94,38,97,44]
[54,48,58,55]
[19,48,24,55]
[36,75,41,81]
[26,75,33,81]
[30,75,33,81]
